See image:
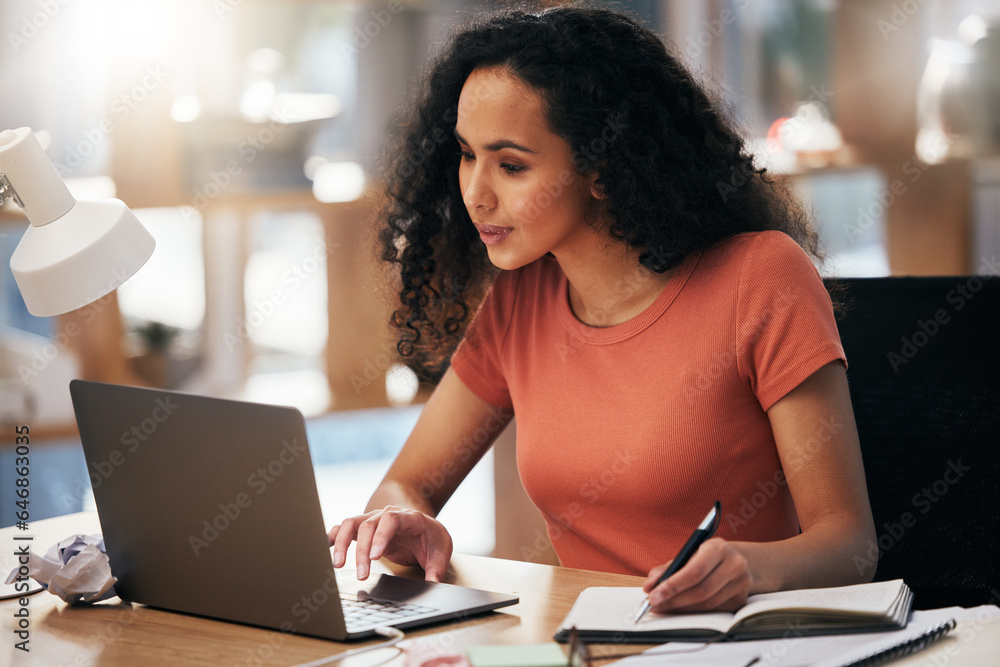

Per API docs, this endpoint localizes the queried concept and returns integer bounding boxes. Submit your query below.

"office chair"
[827,276,999,609]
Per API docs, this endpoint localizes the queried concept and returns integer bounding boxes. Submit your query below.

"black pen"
[631,501,721,624]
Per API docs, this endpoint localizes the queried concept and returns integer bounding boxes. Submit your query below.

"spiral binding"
[840,618,957,667]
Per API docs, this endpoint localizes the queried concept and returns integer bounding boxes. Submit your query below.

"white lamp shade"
[1,126,155,317]
[10,199,156,317]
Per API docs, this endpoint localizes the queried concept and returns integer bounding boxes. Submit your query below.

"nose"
[462,161,497,212]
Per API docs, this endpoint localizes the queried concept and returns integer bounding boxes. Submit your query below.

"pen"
[631,501,721,625]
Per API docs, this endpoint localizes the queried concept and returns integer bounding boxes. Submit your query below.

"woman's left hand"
[642,537,753,613]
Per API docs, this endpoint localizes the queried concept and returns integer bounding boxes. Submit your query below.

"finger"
[354,513,389,580]
[421,534,454,583]
[423,545,453,582]
[649,541,726,607]
[369,509,407,561]
[354,517,379,580]
[642,562,671,594]
[331,516,365,568]
[661,573,750,613]
[656,548,750,612]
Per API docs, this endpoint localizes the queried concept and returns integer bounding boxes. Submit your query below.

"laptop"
[69,379,518,640]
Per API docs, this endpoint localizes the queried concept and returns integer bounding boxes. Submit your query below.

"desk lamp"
[0,127,154,317]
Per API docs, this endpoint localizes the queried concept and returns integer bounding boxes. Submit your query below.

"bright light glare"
[116,207,206,331]
[304,155,328,180]
[34,130,52,151]
[240,81,277,122]
[170,95,203,123]
[958,15,988,44]
[273,93,341,122]
[312,162,365,203]
[386,363,419,406]
[105,0,182,60]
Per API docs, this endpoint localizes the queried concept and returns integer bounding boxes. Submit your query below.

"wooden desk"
[5,514,1000,667]
[1,513,644,666]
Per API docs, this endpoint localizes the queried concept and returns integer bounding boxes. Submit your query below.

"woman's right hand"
[328,505,454,582]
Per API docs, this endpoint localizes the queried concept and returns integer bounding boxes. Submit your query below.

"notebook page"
[559,587,734,634]
[730,579,906,626]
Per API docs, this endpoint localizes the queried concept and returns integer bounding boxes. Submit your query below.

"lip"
[474,223,513,246]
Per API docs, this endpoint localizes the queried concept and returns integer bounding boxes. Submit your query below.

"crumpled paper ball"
[4,534,117,605]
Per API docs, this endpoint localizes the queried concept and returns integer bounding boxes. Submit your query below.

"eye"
[501,163,525,175]
[459,149,474,162]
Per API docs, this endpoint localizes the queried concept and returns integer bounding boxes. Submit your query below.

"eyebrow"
[453,129,536,154]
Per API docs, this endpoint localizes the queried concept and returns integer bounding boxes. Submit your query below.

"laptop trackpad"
[336,570,516,617]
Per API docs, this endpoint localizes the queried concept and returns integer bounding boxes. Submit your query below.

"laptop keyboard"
[341,594,437,630]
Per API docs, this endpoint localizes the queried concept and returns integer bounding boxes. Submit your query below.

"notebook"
[69,380,518,641]
[554,579,912,643]
[600,606,1000,667]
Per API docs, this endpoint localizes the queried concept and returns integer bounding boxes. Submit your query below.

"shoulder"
[705,230,811,264]
[698,231,818,284]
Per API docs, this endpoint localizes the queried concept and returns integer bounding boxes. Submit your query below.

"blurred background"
[1,0,999,561]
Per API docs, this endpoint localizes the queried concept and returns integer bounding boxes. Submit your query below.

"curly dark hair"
[377,4,821,382]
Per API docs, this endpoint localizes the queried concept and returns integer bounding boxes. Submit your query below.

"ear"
[588,174,607,200]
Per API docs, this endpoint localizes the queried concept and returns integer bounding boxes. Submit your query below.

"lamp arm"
[0,172,24,208]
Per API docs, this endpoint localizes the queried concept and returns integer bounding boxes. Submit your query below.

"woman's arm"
[328,367,513,581]
[643,361,877,611]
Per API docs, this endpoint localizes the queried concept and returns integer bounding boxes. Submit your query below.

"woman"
[329,5,876,614]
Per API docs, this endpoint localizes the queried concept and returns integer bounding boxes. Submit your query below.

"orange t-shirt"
[450,231,846,575]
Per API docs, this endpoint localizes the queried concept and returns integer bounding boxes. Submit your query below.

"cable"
[292,627,405,666]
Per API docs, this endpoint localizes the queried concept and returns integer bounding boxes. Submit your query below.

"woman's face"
[456,66,602,271]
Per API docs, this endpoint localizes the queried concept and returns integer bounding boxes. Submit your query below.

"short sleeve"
[735,232,846,411]
[449,270,518,408]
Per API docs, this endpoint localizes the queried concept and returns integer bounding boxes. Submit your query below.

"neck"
[555,235,674,328]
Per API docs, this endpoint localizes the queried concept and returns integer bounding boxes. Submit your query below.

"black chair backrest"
[827,276,999,609]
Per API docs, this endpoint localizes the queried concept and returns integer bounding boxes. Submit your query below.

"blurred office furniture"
[830,275,1000,609]
[833,0,981,275]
